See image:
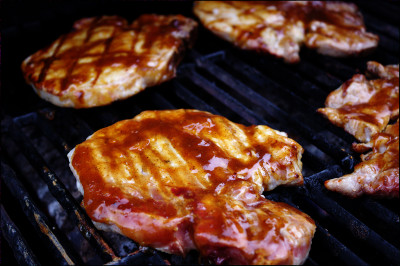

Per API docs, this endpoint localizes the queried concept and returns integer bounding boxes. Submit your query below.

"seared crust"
[318,62,399,142]
[193,1,378,63]
[325,120,399,198]
[21,15,197,108]
[68,109,315,265]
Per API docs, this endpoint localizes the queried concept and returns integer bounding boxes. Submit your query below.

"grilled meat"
[68,109,315,265]
[366,60,399,80]
[304,2,378,57]
[21,15,197,108]
[194,1,305,63]
[318,62,399,142]
[325,120,399,198]
[193,1,378,63]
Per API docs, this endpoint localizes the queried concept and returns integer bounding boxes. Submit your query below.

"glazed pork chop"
[193,1,378,63]
[318,62,399,142]
[325,120,399,198]
[68,109,315,265]
[21,15,197,108]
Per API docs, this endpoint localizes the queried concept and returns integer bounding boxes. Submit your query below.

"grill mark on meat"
[91,21,120,88]
[37,34,68,84]
[141,148,168,200]
[150,137,210,189]
[60,17,101,93]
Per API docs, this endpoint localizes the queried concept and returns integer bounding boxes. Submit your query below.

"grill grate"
[1,162,80,265]
[1,1,399,265]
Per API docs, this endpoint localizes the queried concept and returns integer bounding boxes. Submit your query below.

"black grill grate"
[1,1,399,265]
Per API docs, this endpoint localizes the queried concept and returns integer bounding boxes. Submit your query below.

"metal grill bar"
[231,53,328,108]
[313,224,367,265]
[304,53,358,81]
[35,113,73,156]
[222,52,327,112]
[1,162,80,265]
[371,49,399,64]
[187,68,266,125]
[173,80,220,115]
[8,116,117,262]
[360,199,399,232]
[333,198,400,248]
[106,250,167,265]
[362,12,399,41]
[304,169,400,265]
[59,110,94,139]
[356,1,400,25]
[1,205,40,266]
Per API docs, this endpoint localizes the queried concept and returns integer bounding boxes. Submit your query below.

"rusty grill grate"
[1,1,399,265]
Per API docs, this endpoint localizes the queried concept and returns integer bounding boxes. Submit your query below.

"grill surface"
[1,1,399,265]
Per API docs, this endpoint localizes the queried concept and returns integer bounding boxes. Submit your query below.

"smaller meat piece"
[318,62,399,142]
[325,120,399,198]
[305,2,378,57]
[193,1,378,63]
[21,15,197,108]
[193,1,306,63]
[366,61,399,80]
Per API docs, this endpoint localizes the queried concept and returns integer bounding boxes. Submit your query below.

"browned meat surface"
[366,60,399,80]
[68,109,316,265]
[325,120,399,198]
[21,15,197,108]
[304,2,378,57]
[193,1,378,63]
[318,62,399,142]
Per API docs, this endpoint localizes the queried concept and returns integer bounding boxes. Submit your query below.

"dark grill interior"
[1,1,399,265]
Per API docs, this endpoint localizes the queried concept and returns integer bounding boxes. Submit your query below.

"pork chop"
[193,1,378,63]
[68,109,315,264]
[318,62,399,142]
[325,120,399,198]
[21,15,197,108]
